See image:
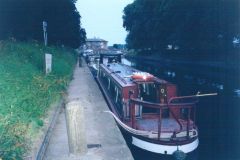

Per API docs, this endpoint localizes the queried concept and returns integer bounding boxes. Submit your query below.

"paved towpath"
[43,59,133,160]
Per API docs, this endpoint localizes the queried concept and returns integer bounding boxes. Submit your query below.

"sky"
[76,0,133,46]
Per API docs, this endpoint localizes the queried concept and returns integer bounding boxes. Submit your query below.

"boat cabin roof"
[100,63,168,87]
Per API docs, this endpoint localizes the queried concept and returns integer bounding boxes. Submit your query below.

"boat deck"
[131,117,194,133]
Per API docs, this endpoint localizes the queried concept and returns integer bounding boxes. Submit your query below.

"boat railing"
[168,93,217,104]
[129,98,198,141]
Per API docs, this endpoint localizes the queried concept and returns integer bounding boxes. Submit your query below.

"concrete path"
[43,60,133,160]
[44,108,69,159]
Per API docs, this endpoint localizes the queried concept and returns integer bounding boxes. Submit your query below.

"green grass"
[0,40,77,159]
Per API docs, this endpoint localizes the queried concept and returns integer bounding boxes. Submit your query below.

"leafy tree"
[123,0,240,56]
[0,0,86,48]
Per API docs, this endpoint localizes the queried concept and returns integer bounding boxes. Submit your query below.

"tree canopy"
[123,0,240,56]
[0,0,86,48]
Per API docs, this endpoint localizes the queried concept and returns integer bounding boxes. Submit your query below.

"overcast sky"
[76,0,133,46]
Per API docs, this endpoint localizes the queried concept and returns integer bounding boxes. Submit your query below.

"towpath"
[43,59,133,160]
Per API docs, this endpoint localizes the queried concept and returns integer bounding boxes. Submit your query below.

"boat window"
[108,78,110,90]
[108,79,123,116]
[115,86,118,103]
[135,98,143,118]
[100,70,109,88]
[109,79,115,99]
[115,86,123,115]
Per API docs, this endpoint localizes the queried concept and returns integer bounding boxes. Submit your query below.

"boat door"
[159,83,178,118]
[159,84,169,117]
[138,82,160,114]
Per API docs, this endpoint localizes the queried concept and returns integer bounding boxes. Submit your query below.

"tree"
[123,0,240,56]
[0,0,86,48]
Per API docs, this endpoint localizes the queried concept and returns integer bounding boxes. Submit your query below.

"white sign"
[45,53,52,74]
[43,21,47,31]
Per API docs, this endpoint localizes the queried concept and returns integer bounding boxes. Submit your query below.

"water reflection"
[122,58,240,160]
[165,71,176,78]
[234,89,240,97]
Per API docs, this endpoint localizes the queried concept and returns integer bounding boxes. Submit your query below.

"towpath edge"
[43,60,133,160]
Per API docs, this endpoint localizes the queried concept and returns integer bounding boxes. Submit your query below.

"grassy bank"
[0,40,76,159]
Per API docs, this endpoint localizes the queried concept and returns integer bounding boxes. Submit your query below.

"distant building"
[85,38,108,50]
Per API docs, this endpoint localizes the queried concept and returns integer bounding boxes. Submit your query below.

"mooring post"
[65,101,87,155]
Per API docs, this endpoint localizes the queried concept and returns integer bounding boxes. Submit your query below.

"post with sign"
[43,21,48,46]
[43,21,52,74]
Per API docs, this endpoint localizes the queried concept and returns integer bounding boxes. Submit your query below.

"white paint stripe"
[132,136,199,155]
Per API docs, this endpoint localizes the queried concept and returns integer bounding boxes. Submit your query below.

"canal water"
[122,58,240,160]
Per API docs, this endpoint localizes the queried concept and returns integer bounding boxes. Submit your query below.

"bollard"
[78,56,82,67]
[65,101,87,155]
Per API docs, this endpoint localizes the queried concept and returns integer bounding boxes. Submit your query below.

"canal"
[122,57,240,160]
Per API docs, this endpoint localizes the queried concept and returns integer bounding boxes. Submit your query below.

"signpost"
[43,21,52,74]
[43,21,48,46]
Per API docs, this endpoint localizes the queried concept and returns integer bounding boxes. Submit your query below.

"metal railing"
[129,97,198,141]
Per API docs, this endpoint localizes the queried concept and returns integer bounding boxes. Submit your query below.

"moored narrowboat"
[97,53,215,155]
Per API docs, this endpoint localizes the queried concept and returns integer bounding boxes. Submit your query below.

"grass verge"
[0,40,76,159]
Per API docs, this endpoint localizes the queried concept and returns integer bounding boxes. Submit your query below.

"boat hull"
[132,136,199,155]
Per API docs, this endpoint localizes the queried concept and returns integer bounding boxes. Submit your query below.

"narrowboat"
[97,53,215,155]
